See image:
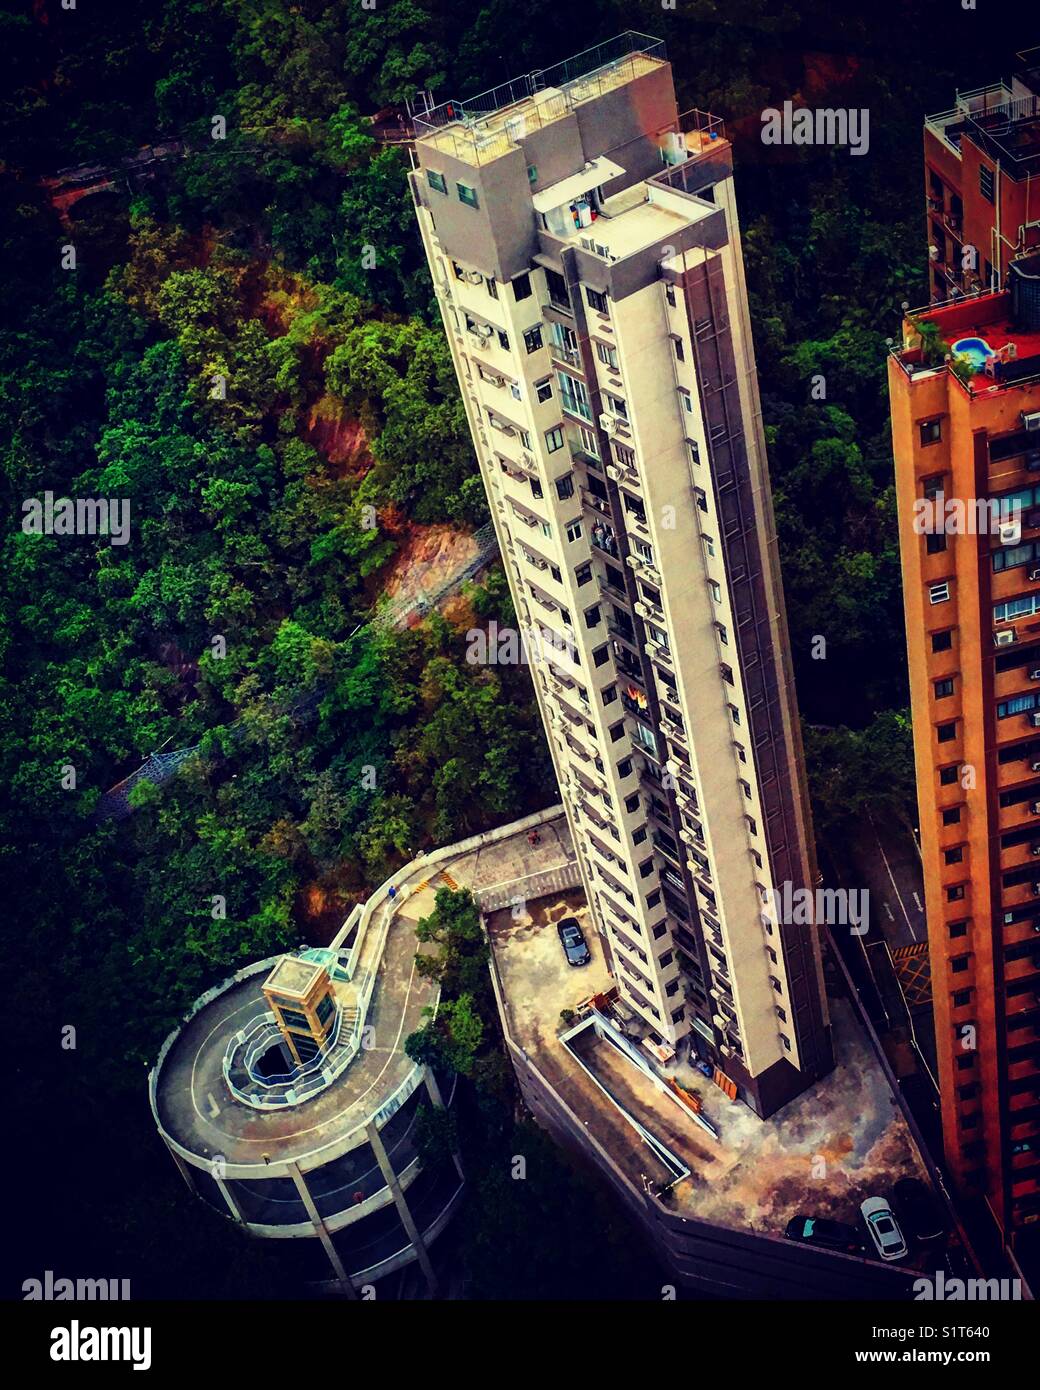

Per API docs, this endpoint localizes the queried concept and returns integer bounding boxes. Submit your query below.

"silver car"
[860,1196,908,1262]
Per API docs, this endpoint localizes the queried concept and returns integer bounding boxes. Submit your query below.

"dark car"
[557,916,591,967]
[891,1177,947,1244]
[784,1214,864,1255]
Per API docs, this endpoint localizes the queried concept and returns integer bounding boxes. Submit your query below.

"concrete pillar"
[214,1172,244,1223]
[423,1069,465,1182]
[365,1121,438,1295]
[287,1160,357,1299]
[163,1139,198,1197]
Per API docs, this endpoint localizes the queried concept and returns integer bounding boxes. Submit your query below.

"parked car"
[861,1196,908,1262]
[785,1214,864,1255]
[892,1177,947,1244]
[557,917,591,966]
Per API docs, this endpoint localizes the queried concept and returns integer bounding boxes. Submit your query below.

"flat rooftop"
[415,33,667,167]
[488,891,940,1264]
[264,956,323,996]
[896,290,1040,394]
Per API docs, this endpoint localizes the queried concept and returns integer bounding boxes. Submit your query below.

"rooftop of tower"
[414,31,670,166]
[926,47,1040,180]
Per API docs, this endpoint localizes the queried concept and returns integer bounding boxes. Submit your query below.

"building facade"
[923,47,1040,304]
[889,262,1040,1248]
[410,33,831,1117]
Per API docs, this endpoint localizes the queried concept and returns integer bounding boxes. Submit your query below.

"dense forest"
[2,0,1016,1296]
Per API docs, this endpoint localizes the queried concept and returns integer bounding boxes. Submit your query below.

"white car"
[861,1196,908,1262]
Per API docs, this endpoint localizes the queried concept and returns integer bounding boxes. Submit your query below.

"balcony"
[549,340,582,371]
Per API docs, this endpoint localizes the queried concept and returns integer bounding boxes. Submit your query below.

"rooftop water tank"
[1010,253,1040,332]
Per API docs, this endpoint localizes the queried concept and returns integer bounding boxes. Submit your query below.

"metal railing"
[413,32,668,166]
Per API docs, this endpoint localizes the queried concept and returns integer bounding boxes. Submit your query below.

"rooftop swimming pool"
[951,337,994,371]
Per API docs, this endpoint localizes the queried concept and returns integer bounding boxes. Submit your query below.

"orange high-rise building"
[890,261,1040,1255]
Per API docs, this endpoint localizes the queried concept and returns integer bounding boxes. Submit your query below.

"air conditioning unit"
[1032,881,1040,896]
[1000,520,1023,545]
[1031,844,1040,857]
[1030,569,1040,583]
[1031,762,1040,774]
[625,555,640,570]
[995,628,1018,646]
[929,244,940,261]
[463,269,484,284]
[1031,712,1040,728]
[606,465,622,481]
[1031,669,1040,681]
[634,601,650,618]
[599,412,620,436]
[1023,411,1040,432]
[1031,800,1040,815]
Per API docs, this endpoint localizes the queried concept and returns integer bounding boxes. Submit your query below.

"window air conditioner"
[606,465,622,481]
[995,629,1017,646]
[1031,800,1040,815]
[1031,669,1040,681]
[1031,712,1040,727]
[464,270,484,285]
[1023,411,1040,432]
[1030,569,1040,582]
[1000,520,1022,545]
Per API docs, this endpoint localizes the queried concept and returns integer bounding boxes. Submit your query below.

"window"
[937,722,957,743]
[565,519,583,543]
[523,325,543,354]
[530,477,543,500]
[575,562,592,586]
[949,920,968,938]
[953,990,972,1008]
[576,425,599,459]
[550,564,561,583]
[947,884,965,902]
[672,336,685,362]
[596,341,619,370]
[920,418,942,446]
[929,581,950,604]
[942,807,961,825]
[665,283,676,307]
[602,685,618,706]
[708,579,722,603]
[545,269,569,309]
[512,273,532,302]
[694,488,708,513]
[932,630,953,653]
[426,169,447,194]
[593,644,609,666]
[944,847,963,865]
[497,329,510,351]
[688,439,700,465]
[555,473,574,499]
[558,371,592,421]
[935,677,955,698]
[545,427,564,454]
[456,182,479,208]
[605,393,628,420]
[995,592,1040,623]
[625,793,640,813]
[720,663,734,685]
[535,378,553,403]
[927,532,947,554]
[586,287,608,313]
[980,163,995,203]
[527,164,538,184]
[939,764,959,785]
[585,605,601,629]
[679,389,694,414]
[486,276,498,299]
[739,779,752,800]
[951,955,970,974]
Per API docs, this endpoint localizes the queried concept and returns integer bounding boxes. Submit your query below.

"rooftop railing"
[414,32,667,166]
